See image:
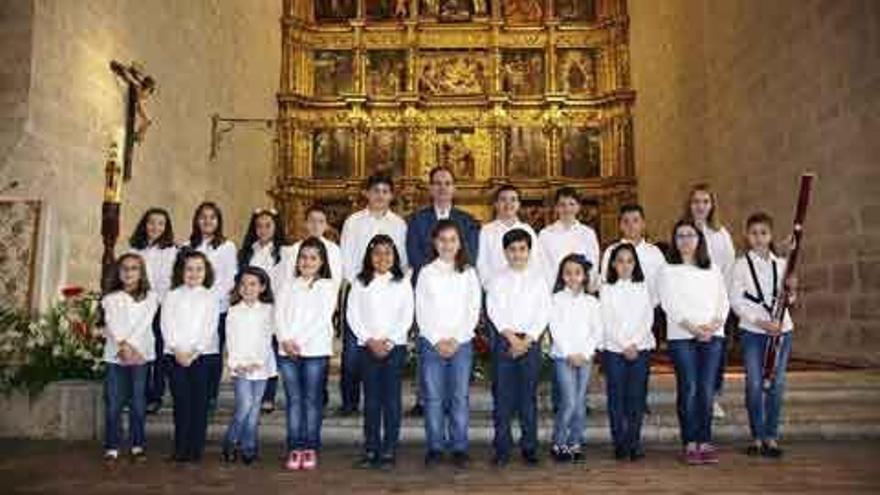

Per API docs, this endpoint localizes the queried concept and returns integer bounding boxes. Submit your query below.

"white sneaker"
[713,400,726,420]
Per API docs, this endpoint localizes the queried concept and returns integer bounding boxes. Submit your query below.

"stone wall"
[630,0,880,364]
[0,0,279,301]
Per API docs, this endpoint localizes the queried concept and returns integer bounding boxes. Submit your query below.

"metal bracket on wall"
[209,114,277,160]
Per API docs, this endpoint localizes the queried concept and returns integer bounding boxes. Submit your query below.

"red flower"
[72,321,90,341]
[61,286,85,299]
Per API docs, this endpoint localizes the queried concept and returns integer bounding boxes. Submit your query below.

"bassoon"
[763,173,815,388]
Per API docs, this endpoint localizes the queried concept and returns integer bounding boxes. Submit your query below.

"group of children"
[99,168,796,471]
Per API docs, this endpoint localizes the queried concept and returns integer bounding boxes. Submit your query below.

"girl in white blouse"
[548,254,602,463]
[600,244,656,462]
[187,201,238,409]
[101,253,159,464]
[222,266,277,465]
[237,207,287,414]
[659,220,730,465]
[415,219,481,468]
[347,234,414,469]
[127,207,177,413]
[274,237,338,472]
[161,250,219,463]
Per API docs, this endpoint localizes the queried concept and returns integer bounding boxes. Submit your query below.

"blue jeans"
[145,311,167,406]
[170,356,210,460]
[552,358,591,448]
[741,331,792,441]
[278,356,328,451]
[668,337,724,444]
[104,362,148,451]
[361,345,406,456]
[492,338,541,458]
[419,337,473,454]
[205,312,227,406]
[224,377,267,457]
[603,350,650,454]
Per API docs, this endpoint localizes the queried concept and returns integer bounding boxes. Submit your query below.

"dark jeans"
[170,356,210,460]
[339,290,362,412]
[603,350,650,454]
[492,338,541,458]
[104,362,148,451]
[279,356,328,451]
[419,337,473,454]
[261,337,279,405]
[205,312,227,406]
[145,311,168,406]
[742,331,792,441]
[668,337,724,444]
[361,345,406,457]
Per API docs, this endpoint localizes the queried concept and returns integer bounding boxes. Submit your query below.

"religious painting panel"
[418,51,488,96]
[561,127,601,178]
[435,127,478,180]
[366,0,409,20]
[505,127,547,177]
[554,0,596,22]
[313,51,354,97]
[556,49,596,95]
[367,128,407,177]
[314,0,356,22]
[502,0,544,23]
[502,50,545,96]
[366,51,408,97]
[312,128,353,179]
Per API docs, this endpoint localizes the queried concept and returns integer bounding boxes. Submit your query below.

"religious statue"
[555,0,594,21]
[109,60,155,180]
[367,51,407,96]
[438,0,472,21]
[437,129,475,179]
[419,53,487,95]
[313,129,353,178]
[368,129,406,176]
[506,127,545,176]
[557,50,595,94]
[503,0,543,22]
[502,51,544,96]
[314,51,353,96]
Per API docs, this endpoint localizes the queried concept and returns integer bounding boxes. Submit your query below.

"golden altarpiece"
[272,0,636,243]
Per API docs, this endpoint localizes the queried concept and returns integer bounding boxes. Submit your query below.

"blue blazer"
[406,206,480,285]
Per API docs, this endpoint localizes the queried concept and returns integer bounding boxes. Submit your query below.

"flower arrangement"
[0,286,105,394]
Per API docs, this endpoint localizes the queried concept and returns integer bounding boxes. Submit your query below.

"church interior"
[0,2,879,490]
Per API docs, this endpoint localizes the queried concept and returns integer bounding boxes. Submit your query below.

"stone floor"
[2,440,879,494]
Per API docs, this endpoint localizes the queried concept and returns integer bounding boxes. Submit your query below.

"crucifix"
[109,60,156,180]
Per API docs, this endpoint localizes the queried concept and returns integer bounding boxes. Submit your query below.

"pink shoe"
[683,445,702,465]
[301,449,318,471]
[699,443,719,464]
[285,450,302,471]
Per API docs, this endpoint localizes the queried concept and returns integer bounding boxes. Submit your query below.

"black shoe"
[761,444,784,458]
[337,406,358,417]
[261,400,275,414]
[522,450,539,466]
[357,452,379,469]
[221,447,238,463]
[614,447,629,460]
[570,446,585,464]
[130,449,147,464]
[746,444,762,457]
[551,445,572,463]
[491,454,510,468]
[424,451,442,468]
[241,454,256,466]
[629,447,645,462]
[145,401,162,415]
[168,454,190,464]
[451,451,469,469]
[378,454,396,471]
[409,404,424,417]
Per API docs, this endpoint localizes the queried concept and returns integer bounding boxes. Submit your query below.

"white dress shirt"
[477,218,542,289]
[280,237,343,290]
[340,208,409,284]
[127,245,177,302]
[730,250,794,335]
[415,259,482,345]
[600,238,667,300]
[549,289,603,359]
[225,301,277,380]
[102,291,159,364]
[538,220,601,291]
[658,263,730,341]
[600,280,656,352]
[189,238,238,312]
[487,266,551,340]
[701,224,736,288]
[161,285,220,356]
[274,277,338,357]
[347,272,414,347]
[247,240,285,292]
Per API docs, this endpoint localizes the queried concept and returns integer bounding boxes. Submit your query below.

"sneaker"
[451,451,469,469]
[712,400,726,420]
[103,450,119,466]
[551,445,572,463]
[699,443,719,464]
[261,400,275,414]
[130,447,147,463]
[301,450,318,470]
[221,446,238,463]
[683,445,701,465]
[378,453,396,471]
[761,443,784,458]
[285,450,303,471]
[614,446,629,460]
[424,451,442,469]
[357,451,378,469]
[241,454,257,466]
[629,447,645,462]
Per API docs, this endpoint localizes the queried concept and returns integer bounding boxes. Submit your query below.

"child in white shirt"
[548,254,602,463]
[348,234,414,469]
[222,266,277,465]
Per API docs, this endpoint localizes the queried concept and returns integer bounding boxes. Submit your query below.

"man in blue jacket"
[406,165,480,416]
